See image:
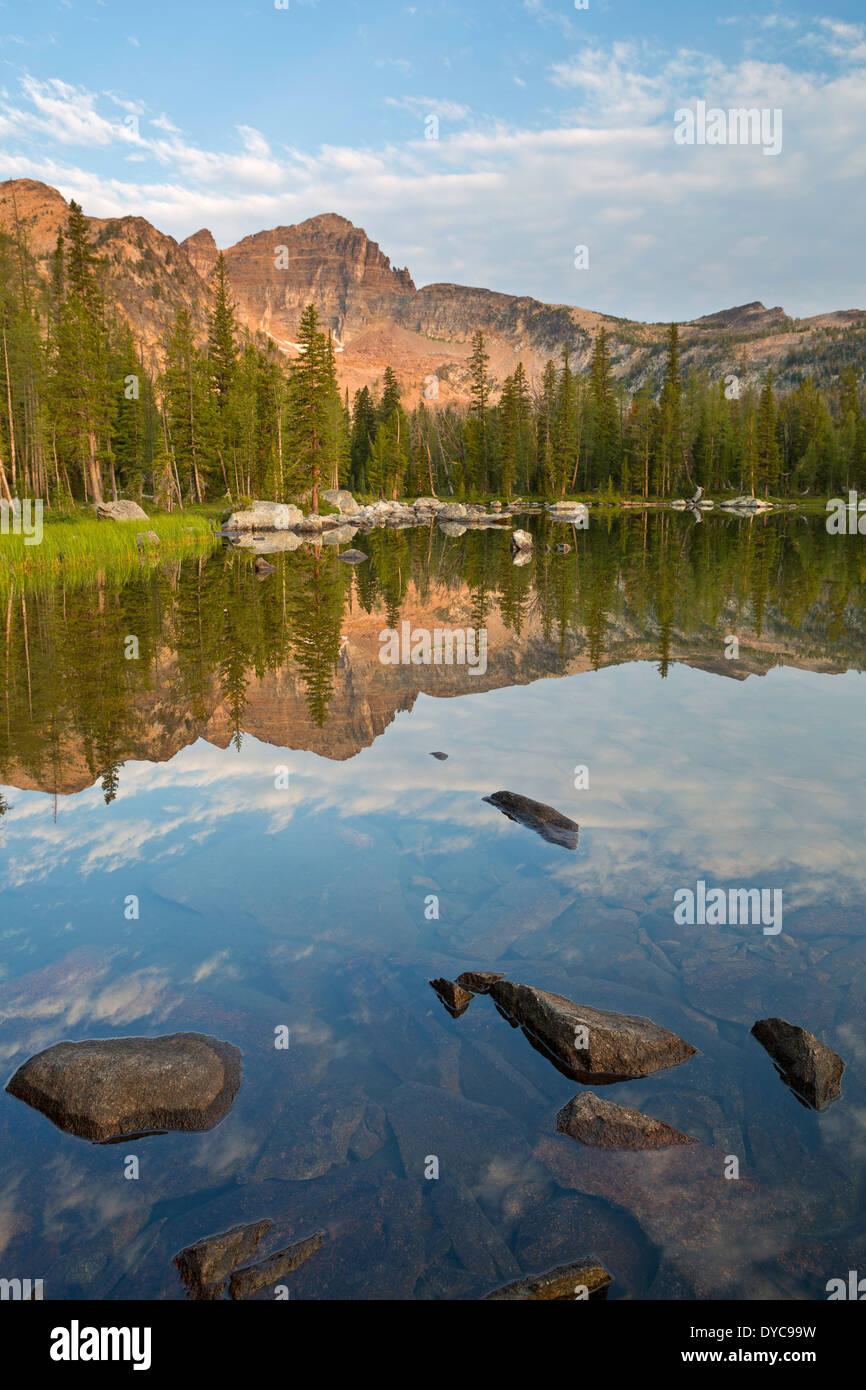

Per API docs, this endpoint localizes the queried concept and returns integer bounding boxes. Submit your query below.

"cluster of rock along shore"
[216,488,790,563]
[221,492,587,555]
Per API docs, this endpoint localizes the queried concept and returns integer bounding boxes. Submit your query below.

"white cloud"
[385,95,472,121]
[0,35,863,319]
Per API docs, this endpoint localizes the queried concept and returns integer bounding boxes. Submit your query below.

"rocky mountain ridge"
[1,177,863,403]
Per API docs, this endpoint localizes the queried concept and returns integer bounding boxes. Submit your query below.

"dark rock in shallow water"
[174,1219,273,1299]
[429,751,449,760]
[750,1017,844,1111]
[489,980,697,1083]
[482,1258,612,1300]
[229,1231,324,1300]
[253,1083,374,1181]
[456,970,505,994]
[556,1091,697,1149]
[5,1033,242,1142]
[254,557,276,576]
[483,790,579,849]
[429,977,474,1018]
[338,548,368,563]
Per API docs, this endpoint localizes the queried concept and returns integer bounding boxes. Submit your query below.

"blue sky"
[0,0,864,320]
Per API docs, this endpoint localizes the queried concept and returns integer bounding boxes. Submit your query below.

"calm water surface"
[0,512,864,1299]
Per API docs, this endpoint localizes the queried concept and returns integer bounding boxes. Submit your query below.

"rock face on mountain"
[1,178,863,398]
[0,179,210,370]
[180,227,219,280]
[222,213,415,349]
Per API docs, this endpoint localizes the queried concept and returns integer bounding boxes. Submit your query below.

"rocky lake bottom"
[0,510,864,1300]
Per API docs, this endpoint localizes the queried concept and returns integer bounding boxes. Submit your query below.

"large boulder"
[482,1258,612,1301]
[413,497,446,511]
[320,488,360,515]
[556,1092,697,1150]
[95,499,148,522]
[5,1032,242,1142]
[294,513,328,532]
[750,1018,844,1111]
[483,789,578,850]
[489,981,698,1083]
[439,503,468,520]
[224,501,303,532]
[510,529,533,551]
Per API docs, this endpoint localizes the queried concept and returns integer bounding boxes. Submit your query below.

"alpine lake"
[0,506,864,1301]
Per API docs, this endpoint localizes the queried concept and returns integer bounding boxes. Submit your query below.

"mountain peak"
[690,301,788,330]
[180,227,219,280]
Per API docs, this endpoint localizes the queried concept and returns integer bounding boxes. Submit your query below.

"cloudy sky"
[0,0,864,320]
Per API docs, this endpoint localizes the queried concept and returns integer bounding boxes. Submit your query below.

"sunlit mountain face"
[0,511,864,1300]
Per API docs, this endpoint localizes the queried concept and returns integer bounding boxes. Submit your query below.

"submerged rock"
[483,790,579,850]
[429,977,474,1018]
[174,1219,273,1300]
[455,971,506,994]
[338,548,368,563]
[254,557,276,576]
[489,980,698,1083]
[482,1258,612,1300]
[95,499,148,522]
[429,751,448,760]
[5,1032,242,1142]
[556,1092,698,1149]
[229,1231,324,1300]
[750,1017,844,1111]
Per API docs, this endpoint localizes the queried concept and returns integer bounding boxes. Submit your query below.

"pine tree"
[655,323,684,497]
[756,369,781,496]
[285,304,333,511]
[468,330,491,489]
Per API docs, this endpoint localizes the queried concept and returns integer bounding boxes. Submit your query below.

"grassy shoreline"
[0,492,835,591]
[0,509,221,593]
